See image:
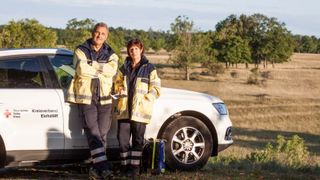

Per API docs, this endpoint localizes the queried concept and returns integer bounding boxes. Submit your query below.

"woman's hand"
[118,86,125,95]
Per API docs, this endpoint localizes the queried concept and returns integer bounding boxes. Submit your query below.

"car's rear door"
[0,55,64,161]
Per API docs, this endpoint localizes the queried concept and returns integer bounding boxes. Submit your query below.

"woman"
[114,39,161,177]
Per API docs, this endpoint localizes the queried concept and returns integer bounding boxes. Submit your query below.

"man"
[67,22,118,179]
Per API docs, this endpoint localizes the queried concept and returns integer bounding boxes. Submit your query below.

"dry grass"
[2,53,319,179]
[156,53,320,169]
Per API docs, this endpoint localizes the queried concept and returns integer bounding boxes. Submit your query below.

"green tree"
[122,29,151,50]
[170,15,209,80]
[53,28,68,46]
[247,14,270,66]
[317,38,320,53]
[215,14,239,38]
[213,35,251,68]
[300,36,318,53]
[108,27,126,64]
[0,26,3,48]
[227,36,251,67]
[150,37,166,52]
[213,14,294,68]
[1,19,57,48]
[213,15,252,68]
[262,25,294,68]
[63,18,95,50]
[136,30,151,51]
[147,28,167,52]
[293,35,303,53]
[249,14,294,67]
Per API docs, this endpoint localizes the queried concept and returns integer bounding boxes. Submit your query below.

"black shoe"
[88,167,102,180]
[101,169,113,180]
[127,166,140,178]
[119,165,128,177]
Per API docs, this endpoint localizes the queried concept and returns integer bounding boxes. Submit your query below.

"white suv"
[0,48,233,171]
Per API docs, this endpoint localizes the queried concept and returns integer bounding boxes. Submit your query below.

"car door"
[47,54,120,151]
[0,56,64,161]
[46,54,88,151]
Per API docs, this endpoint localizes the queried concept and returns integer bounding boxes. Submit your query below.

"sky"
[1,0,320,37]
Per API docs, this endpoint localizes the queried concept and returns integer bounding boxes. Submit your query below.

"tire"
[161,116,213,171]
[0,135,6,168]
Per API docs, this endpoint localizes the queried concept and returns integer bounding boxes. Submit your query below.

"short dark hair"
[92,22,109,33]
[126,38,145,56]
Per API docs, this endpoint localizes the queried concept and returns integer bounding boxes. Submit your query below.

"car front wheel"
[161,116,213,171]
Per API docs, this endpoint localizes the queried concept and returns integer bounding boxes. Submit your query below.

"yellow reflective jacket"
[67,39,118,105]
[114,57,161,124]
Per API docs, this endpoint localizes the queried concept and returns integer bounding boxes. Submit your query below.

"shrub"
[247,68,269,86]
[247,74,259,84]
[247,135,310,169]
[247,67,260,84]
[250,67,259,74]
[261,71,271,79]
[230,71,239,78]
[190,72,200,80]
[204,62,225,76]
[247,143,275,164]
[200,71,209,76]
[205,135,318,176]
[278,135,310,168]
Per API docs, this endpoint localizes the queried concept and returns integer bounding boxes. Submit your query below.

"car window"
[48,55,74,89]
[0,58,45,88]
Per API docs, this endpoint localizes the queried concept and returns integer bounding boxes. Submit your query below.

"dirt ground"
[0,164,89,179]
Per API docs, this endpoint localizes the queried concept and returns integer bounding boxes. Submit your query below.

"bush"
[205,135,318,176]
[261,71,271,79]
[278,135,310,168]
[230,71,239,78]
[190,72,200,80]
[247,135,310,169]
[203,62,225,76]
[247,75,259,84]
[200,71,209,76]
[248,143,275,164]
[247,68,269,86]
[247,68,260,84]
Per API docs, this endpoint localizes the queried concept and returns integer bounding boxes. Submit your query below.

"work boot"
[119,165,128,177]
[101,169,113,180]
[88,167,102,180]
[127,165,140,178]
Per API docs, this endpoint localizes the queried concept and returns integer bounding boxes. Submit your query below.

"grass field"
[1,53,319,179]
[158,53,320,179]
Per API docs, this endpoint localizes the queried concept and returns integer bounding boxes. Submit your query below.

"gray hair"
[92,22,109,33]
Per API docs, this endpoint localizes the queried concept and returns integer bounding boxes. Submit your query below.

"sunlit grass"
[159,53,320,178]
[2,53,320,179]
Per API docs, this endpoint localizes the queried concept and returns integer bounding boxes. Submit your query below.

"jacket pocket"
[138,96,154,117]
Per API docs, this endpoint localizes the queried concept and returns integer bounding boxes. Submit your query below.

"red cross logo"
[4,110,12,118]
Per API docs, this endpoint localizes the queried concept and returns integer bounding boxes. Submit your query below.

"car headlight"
[212,103,228,115]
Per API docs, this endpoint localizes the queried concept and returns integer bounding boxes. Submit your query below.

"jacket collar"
[80,38,112,52]
[124,55,148,69]
[77,38,114,60]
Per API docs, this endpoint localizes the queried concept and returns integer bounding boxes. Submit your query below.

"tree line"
[1,14,320,80]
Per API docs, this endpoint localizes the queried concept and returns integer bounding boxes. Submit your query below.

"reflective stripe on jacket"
[114,57,161,124]
[67,40,118,105]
